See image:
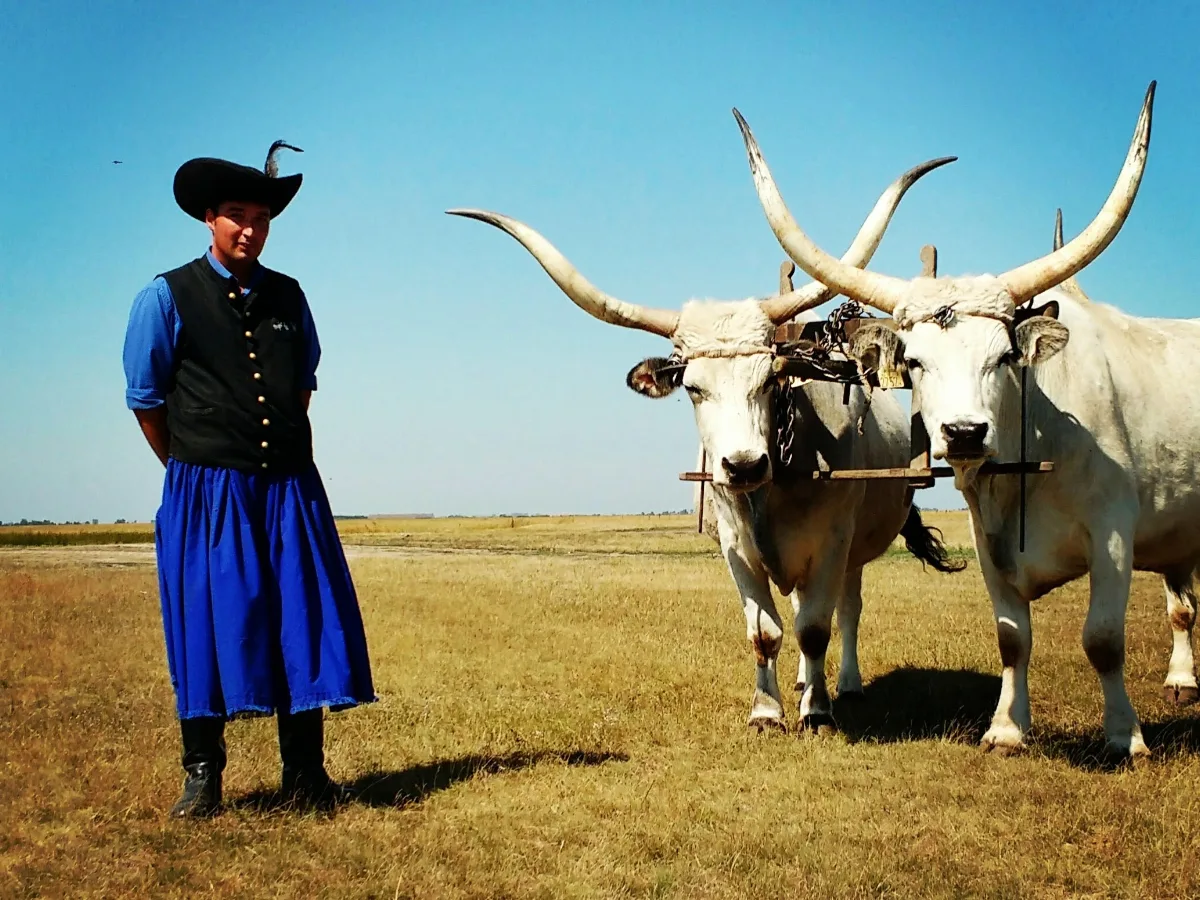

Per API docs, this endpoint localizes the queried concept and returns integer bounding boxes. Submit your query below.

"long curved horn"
[758,154,957,322]
[735,109,919,315]
[446,209,680,337]
[999,82,1155,302]
[1053,209,1091,302]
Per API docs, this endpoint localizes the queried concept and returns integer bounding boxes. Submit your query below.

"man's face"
[206,200,271,264]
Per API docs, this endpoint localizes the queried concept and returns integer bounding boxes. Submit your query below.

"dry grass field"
[4,511,1200,898]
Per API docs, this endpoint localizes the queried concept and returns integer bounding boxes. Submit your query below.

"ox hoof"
[794,681,805,693]
[748,714,787,734]
[836,688,866,703]
[983,741,1025,758]
[748,691,786,734]
[1104,733,1151,764]
[1162,684,1200,706]
[800,712,837,737]
[981,725,1026,756]
[1100,745,1150,770]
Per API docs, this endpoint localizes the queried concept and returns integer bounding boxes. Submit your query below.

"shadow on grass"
[834,666,1000,745]
[232,749,627,813]
[1032,718,1200,772]
[834,666,1200,771]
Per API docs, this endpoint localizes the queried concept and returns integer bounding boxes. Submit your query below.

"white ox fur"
[737,81,1184,759]
[864,283,1200,758]
[668,300,923,731]
[448,154,961,731]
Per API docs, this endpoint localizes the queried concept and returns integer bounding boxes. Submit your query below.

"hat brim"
[173,158,302,222]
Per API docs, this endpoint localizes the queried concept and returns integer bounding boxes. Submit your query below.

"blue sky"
[1,1,1197,521]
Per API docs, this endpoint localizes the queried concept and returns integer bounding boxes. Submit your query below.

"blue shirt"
[123,251,320,410]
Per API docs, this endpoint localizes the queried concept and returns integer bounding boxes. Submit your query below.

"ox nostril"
[722,453,770,483]
[941,421,989,444]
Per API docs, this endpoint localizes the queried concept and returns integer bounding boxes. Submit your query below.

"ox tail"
[900,505,967,573]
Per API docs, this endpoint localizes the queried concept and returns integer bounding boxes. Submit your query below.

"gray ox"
[448,156,963,733]
[739,82,1186,759]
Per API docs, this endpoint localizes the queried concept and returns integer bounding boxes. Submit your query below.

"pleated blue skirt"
[154,459,377,720]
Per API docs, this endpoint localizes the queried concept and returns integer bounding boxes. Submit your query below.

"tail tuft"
[900,506,967,573]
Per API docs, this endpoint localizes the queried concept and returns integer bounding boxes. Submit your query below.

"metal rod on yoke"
[680,462,1053,483]
[1020,367,1028,552]
[697,448,707,535]
[909,245,938,489]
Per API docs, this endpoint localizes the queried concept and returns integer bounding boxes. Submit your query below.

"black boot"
[169,716,226,818]
[278,708,349,812]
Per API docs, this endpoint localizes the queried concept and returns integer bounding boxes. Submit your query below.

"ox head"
[737,82,1154,469]
[447,154,954,491]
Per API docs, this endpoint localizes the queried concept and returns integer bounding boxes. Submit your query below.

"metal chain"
[818,299,868,355]
[770,300,874,470]
[930,304,956,328]
[773,376,797,472]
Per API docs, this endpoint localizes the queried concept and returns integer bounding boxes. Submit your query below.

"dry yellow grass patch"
[3,513,1200,898]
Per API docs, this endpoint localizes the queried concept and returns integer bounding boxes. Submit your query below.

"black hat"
[173,140,304,222]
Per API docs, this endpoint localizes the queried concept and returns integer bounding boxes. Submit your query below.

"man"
[122,141,376,818]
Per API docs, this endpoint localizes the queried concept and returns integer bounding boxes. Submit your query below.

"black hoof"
[1163,684,1200,706]
[749,716,788,735]
[800,712,837,736]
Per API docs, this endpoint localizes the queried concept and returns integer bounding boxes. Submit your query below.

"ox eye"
[684,384,704,400]
[996,350,1018,368]
[904,357,922,371]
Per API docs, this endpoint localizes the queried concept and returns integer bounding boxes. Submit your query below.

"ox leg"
[791,591,813,695]
[724,547,787,731]
[1084,528,1148,759]
[835,567,865,697]
[791,568,863,697]
[981,588,1032,754]
[1162,569,1199,705]
[792,562,846,734]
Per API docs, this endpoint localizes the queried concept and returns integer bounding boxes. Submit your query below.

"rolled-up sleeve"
[123,278,179,409]
[297,290,321,391]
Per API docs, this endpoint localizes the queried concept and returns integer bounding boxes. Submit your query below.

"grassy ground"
[3,512,1199,898]
[0,522,155,547]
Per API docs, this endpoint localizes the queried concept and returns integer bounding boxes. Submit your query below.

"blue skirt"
[154,459,377,720]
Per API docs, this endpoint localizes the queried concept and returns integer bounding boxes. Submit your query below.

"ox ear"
[1014,314,1069,366]
[1014,299,1060,323]
[847,322,906,388]
[626,357,684,398]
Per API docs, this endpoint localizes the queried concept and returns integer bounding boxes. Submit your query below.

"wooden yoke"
[909,245,937,488]
[780,259,796,295]
[680,242,1055,489]
[773,261,801,343]
[920,245,937,279]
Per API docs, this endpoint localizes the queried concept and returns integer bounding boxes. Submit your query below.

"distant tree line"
[1,518,135,526]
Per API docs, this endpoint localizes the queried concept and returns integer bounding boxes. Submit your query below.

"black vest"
[161,256,314,474]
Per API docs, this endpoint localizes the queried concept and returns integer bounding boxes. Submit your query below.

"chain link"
[771,300,875,472]
[773,376,797,473]
[817,299,868,355]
